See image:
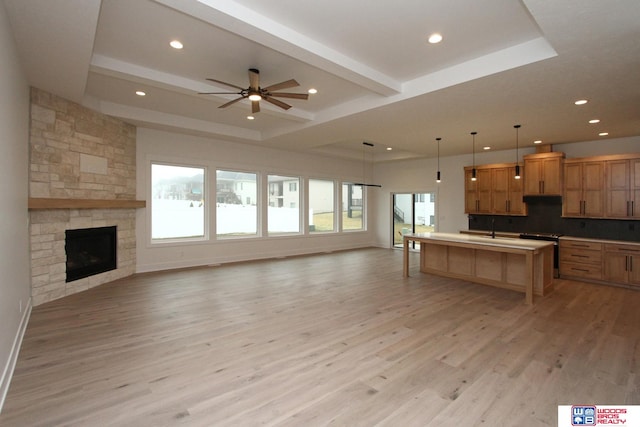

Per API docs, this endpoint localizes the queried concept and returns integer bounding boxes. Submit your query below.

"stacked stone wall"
[28,88,138,305]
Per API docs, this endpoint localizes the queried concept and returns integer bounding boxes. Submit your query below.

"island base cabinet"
[420,242,553,297]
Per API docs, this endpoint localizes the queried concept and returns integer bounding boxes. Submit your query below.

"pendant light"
[514,124,521,179]
[436,137,442,183]
[354,142,382,187]
[470,131,477,181]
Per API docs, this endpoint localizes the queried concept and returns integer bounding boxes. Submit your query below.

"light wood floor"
[1,248,638,426]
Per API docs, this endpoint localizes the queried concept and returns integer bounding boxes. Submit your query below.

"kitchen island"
[403,232,555,304]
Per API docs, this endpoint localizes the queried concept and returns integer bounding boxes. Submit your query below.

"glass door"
[393,192,436,248]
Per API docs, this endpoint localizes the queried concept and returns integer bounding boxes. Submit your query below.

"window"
[268,175,300,234]
[342,183,363,231]
[309,179,335,232]
[216,170,257,237]
[151,163,205,240]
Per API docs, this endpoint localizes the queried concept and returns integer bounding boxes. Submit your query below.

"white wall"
[136,128,376,273]
[371,136,640,248]
[0,2,31,411]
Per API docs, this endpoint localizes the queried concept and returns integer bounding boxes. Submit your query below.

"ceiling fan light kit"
[199,68,309,114]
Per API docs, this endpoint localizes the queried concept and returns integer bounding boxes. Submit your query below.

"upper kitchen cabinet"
[563,159,605,218]
[464,163,526,216]
[464,167,492,214]
[605,155,640,219]
[491,165,526,215]
[523,152,565,196]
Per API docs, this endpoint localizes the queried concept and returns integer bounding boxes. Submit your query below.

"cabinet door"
[632,159,640,218]
[524,158,542,195]
[476,169,492,213]
[563,162,584,216]
[583,161,604,217]
[606,160,630,217]
[630,256,640,286]
[509,168,526,215]
[465,168,478,213]
[541,157,563,195]
[604,252,629,284]
[492,168,509,214]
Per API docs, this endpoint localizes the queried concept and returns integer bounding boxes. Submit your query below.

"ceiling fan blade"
[269,92,309,100]
[218,96,246,109]
[263,96,291,110]
[248,68,260,90]
[263,79,299,92]
[198,91,242,95]
[205,78,245,91]
[252,100,260,114]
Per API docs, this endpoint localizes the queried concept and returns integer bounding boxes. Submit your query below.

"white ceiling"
[4,0,640,161]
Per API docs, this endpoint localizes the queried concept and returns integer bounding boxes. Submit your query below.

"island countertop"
[406,232,555,251]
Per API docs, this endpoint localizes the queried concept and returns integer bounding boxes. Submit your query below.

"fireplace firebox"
[65,226,117,282]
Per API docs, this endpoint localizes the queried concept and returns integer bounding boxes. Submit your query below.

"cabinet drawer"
[560,262,602,279]
[559,240,602,251]
[560,249,602,265]
[604,243,640,254]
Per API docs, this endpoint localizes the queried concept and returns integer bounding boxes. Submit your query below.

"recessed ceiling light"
[247,115,255,120]
[574,99,588,105]
[534,140,542,144]
[169,40,183,49]
[386,147,392,151]
[589,119,600,124]
[308,88,318,94]
[135,91,146,96]
[483,146,491,150]
[599,132,608,136]
[428,33,443,44]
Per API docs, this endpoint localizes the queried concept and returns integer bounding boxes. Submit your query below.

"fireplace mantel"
[28,198,146,210]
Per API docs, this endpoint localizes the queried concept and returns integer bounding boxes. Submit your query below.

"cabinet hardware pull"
[626,255,629,272]
[571,254,588,258]
[572,244,589,248]
[631,256,633,272]
[632,201,635,217]
[572,268,589,272]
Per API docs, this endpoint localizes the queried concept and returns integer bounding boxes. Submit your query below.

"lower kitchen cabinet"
[604,243,640,288]
[559,239,603,280]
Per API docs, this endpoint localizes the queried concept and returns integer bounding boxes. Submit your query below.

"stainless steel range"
[519,232,563,278]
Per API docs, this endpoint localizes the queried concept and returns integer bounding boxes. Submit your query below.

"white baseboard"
[0,298,32,414]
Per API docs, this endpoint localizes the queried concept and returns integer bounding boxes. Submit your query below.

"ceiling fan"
[199,68,309,114]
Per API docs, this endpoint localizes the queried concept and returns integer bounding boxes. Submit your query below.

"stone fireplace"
[28,88,140,306]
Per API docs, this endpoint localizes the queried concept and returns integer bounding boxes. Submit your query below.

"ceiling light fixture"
[575,99,588,105]
[436,137,442,183]
[247,115,255,120]
[589,119,600,124]
[135,90,146,96]
[428,33,443,44]
[308,88,318,94]
[483,146,491,150]
[386,147,392,151]
[248,92,262,101]
[471,131,477,181]
[514,124,521,179]
[169,40,183,49]
[534,140,542,144]
[599,132,609,136]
